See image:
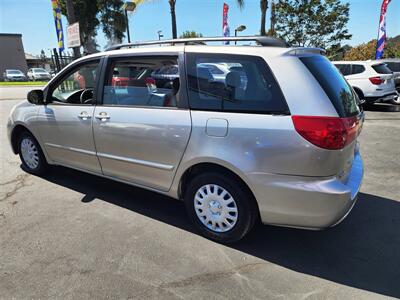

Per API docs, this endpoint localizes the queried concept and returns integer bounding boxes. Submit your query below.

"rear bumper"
[6,77,26,81]
[34,76,51,81]
[365,92,398,103]
[248,149,364,229]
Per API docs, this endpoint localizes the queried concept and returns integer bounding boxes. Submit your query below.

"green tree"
[179,31,203,38]
[343,37,400,60]
[343,41,375,61]
[98,0,127,44]
[274,0,351,50]
[59,0,126,54]
[326,43,351,60]
[235,0,269,36]
[385,36,400,58]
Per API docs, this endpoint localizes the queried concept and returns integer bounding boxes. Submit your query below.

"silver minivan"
[7,37,364,242]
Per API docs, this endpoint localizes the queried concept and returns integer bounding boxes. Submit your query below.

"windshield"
[8,70,22,74]
[33,68,47,73]
[300,56,360,117]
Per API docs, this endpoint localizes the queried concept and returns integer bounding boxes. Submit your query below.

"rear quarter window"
[186,53,289,114]
[385,62,400,72]
[301,56,359,117]
[372,64,392,74]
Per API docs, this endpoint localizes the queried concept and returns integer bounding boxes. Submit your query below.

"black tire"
[18,131,48,175]
[184,172,258,243]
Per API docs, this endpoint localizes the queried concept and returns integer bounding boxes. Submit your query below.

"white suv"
[333,61,399,105]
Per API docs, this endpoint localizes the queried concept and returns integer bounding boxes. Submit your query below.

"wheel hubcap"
[20,138,39,169]
[194,184,238,233]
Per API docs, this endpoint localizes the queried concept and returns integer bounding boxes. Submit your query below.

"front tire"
[184,172,258,243]
[18,132,47,175]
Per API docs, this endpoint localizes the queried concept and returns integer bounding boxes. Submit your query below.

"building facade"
[0,33,28,80]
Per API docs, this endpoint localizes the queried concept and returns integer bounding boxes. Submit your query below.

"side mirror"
[27,89,45,105]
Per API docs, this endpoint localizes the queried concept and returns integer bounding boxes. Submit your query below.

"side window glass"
[103,57,179,107]
[51,60,100,104]
[336,64,351,76]
[351,65,365,75]
[186,53,288,113]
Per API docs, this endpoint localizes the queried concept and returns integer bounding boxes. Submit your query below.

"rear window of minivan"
[186,53,289,114]
[300,56,359,117]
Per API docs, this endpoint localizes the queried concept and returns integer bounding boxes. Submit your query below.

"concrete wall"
[0,34,28,80]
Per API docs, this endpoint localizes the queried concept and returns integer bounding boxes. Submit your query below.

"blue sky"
[0,0,399,56]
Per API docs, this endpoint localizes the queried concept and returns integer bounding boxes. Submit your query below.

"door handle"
[78,111,91,120]
[95,112,110,121]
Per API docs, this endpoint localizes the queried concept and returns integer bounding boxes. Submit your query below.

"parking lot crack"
[159,262,265,289]
[0,173,30,201]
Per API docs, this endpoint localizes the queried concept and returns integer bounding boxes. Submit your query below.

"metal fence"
[50,48,75,73]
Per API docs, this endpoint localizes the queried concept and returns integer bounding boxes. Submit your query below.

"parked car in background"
[2,69,26,81]
[7,36,364,243]
[50,70,57,78]
[198,62,248,88]
[27,68,52,81]
[333,61,399,105]
[380,58,400,92]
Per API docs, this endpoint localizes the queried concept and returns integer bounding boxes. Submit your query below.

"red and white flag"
[376,0,392,59]
[223,3,230,44]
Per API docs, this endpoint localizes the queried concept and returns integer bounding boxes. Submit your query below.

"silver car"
[27,68,52,81]
[7,37,364,243]
[3,69,27,81]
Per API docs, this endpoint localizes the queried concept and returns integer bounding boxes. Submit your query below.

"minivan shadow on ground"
[39,165,400,298]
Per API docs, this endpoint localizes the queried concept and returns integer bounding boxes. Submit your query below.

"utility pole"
[65,0,80,58]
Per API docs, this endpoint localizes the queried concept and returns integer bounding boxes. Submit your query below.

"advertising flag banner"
[51,0,65,54]
[376,0,391,59]
[223,3,230,45]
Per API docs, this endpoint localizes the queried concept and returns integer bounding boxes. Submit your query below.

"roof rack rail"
[106,36,290,51]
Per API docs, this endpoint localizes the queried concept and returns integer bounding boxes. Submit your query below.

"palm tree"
[169,0,177,39]
[260,0,268,36]
[236,0,245,9]
[236,0,269,36]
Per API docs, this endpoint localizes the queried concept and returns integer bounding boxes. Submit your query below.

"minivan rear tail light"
[292,116,360,150]
[369,76,384,85]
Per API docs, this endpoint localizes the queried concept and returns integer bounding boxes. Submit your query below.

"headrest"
[225,71,242,88]
[197,67,213,81]
[172,77,180,91]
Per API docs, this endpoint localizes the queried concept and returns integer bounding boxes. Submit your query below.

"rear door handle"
[95,112,110,121]
[78,111,91,120]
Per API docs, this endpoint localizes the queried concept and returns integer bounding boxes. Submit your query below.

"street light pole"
[158,30,163,40]
[234,25,247,45]
[124,8,131,43]
[122,1,136,44]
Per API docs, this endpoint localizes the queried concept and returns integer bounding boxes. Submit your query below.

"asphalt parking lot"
[1,92,400,299]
